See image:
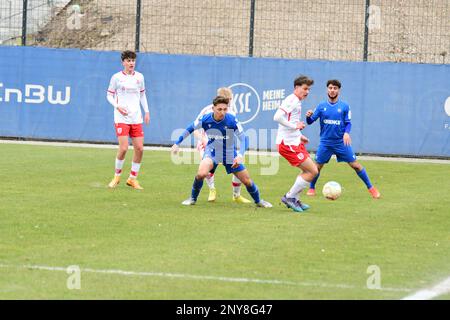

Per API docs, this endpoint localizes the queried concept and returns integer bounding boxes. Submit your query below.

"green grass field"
[0,143,449,299]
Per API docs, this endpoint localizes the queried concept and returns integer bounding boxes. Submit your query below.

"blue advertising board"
[0,46,449,157]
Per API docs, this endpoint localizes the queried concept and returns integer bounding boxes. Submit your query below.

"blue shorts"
[315,143,357,164]
[203,149,246,174]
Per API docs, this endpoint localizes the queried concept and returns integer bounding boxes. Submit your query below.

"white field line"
[0,263,410,293]
[402,277,450,300]
[1,139,449,164]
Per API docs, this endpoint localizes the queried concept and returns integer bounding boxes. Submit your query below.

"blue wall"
[0,46,449,157]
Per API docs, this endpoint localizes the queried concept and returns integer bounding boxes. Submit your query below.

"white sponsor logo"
[323,119,341,125]
[208,135,230,140]
[0,83,71,105]
[229,83,260,124]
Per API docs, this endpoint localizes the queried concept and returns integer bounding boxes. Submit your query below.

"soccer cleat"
[256,199,273,208]
[182,198,196,205]
[281,195,303,212]
[208,188,217,202]
[126,178,144,190]
[233,195,252,204]
[306,188,316,196]
[296,199,310,211]
[368,186,381,199]
[108,176,120,188]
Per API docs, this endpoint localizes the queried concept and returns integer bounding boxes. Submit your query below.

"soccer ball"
[322,181,342,200]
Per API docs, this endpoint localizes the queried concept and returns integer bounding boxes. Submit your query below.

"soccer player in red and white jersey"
[193,87,251,204]
[273,75,318,212]
[106,50,150,190]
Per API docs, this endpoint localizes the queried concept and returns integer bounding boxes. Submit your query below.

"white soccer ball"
[322,181,342,200]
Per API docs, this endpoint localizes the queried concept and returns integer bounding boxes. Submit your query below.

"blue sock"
[310,172,320,189]
[246,182,260,204]
[357,168,373,189]
[191,177,204,200]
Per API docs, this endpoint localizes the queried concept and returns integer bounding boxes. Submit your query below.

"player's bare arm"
[343,132,351,146]
[116,106,128,116]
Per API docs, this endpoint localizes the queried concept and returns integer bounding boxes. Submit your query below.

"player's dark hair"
[121,50,137,61]
[213,96,230,106]
[327,79,342,88]
[294,75,314,87]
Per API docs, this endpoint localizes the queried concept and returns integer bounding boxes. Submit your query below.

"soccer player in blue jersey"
[305,79,381,199]
[171,96,273,208]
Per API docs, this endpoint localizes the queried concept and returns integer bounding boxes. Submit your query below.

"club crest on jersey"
[208,124,212,128]
[324,108,327,111]
[338,108,342,113]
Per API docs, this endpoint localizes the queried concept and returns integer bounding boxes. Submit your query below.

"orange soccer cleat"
[368,186,381,199]
[108,176,121,188]
[126,178,144,190]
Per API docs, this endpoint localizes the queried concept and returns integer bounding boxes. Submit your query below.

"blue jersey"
[175,112,247,164]
[307,100,351,146]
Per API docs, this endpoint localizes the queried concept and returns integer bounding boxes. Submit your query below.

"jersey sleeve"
[107,75,117,94]
[344,104,351,124]
[232,117,248,157]
[309,105,321,122]
[174,117,203,145]
[232,116,243,134]
[278,98,295,114]
[139,74,146,93]
[193,114,203,130]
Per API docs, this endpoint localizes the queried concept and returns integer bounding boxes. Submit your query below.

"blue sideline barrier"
[0,46,449,157]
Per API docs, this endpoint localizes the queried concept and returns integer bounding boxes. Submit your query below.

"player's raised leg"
[348,161,381,199]
[233,169,272,208]
[126,136,144,190]
[231,175,251,204]
[108,135,129,188]
[182,158,215,205]
[306,163,324,196]
[282,157,318,212]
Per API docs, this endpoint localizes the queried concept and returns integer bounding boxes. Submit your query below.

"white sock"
[129,162,141,179]
[205,173,215,189]
[286,175,309,199]
[232,174,242,197]
[115,158,125,176]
